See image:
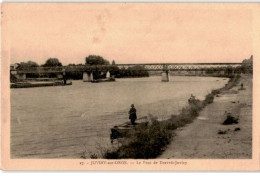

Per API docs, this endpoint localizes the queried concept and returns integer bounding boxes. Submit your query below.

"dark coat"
[129,107,137,120]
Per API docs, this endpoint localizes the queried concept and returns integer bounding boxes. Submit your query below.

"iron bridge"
[14,63,242,74]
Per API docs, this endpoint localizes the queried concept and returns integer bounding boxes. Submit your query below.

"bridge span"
[11,63,242,82]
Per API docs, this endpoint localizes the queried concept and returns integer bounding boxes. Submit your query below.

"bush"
[204,93,214,104]
[105,119,172,159]
[211,89,220,95]
[105,98,212,159]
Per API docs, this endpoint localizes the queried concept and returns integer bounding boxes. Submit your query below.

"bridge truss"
[13,63,242,74]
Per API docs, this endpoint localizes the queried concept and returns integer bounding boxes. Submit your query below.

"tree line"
[14,55,149,79]
[13,55,253,80]
[204,55,253,76]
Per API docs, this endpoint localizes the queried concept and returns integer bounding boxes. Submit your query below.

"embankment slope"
[159,74,252,159]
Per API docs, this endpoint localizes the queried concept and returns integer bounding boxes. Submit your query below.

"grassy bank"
[104,75,241,159]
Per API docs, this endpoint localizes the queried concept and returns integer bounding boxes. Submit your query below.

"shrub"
[204,93,214,104]
[211,89,220,95]
[105,119,172,159]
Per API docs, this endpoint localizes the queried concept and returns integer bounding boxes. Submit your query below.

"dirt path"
[159,74,252,159]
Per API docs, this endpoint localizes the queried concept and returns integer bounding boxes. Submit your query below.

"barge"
[91,77,115,83]
[11,81,72,88]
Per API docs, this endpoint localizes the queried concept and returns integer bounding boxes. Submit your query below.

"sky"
[3,3,253,65]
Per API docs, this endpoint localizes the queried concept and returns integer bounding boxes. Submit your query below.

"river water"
[11,76,228,158]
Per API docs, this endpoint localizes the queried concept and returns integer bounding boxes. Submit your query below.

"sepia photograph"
[1,2,259,171]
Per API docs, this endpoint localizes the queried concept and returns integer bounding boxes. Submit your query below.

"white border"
[0,0,259,175]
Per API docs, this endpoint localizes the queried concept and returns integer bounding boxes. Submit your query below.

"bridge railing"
[15,66,66,73]
[116,64,241,71]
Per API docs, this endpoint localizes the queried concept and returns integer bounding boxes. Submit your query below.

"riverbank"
[159,74,252,158]
[104,74,244,159]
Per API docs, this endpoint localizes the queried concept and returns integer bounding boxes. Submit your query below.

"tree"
[85,55,110,65]
[43,58,62,67]
[127,65,149,77]
[27,61,39,67]
[241,55,253,73]
[15,61,39,78]
[225,66,233,76]
[17,61,39,69]
[112,60,116,65]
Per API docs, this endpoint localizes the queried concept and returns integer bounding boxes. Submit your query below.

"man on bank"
[129,104,137,125]
[62,69,66,85]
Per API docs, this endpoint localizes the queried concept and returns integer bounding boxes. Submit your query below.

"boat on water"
[110,116,148,143]
[91,77,115,83]
[11,81,72,88]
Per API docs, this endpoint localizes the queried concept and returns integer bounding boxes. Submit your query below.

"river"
[11,76,228,158]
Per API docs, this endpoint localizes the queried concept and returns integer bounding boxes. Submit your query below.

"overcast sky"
[4,3,253,65]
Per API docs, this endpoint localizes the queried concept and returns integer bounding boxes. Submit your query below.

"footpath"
[159,74,252,159]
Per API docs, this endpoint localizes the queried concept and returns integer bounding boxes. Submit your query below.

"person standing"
[129,104,137,125]
[62,69,66,85]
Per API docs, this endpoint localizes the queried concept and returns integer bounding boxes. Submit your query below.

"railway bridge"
[11,63,242,82]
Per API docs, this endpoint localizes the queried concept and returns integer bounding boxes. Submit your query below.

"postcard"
[1,2,260,171]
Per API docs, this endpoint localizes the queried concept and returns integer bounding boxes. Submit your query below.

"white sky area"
[3,3,253,65]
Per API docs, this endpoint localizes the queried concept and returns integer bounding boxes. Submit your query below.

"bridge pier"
[83,72,89,82]
[161,71,169,82]
[83,72,94,82]
[62,69,66,85]
[106,71,110,78]
[90,72,94,81]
